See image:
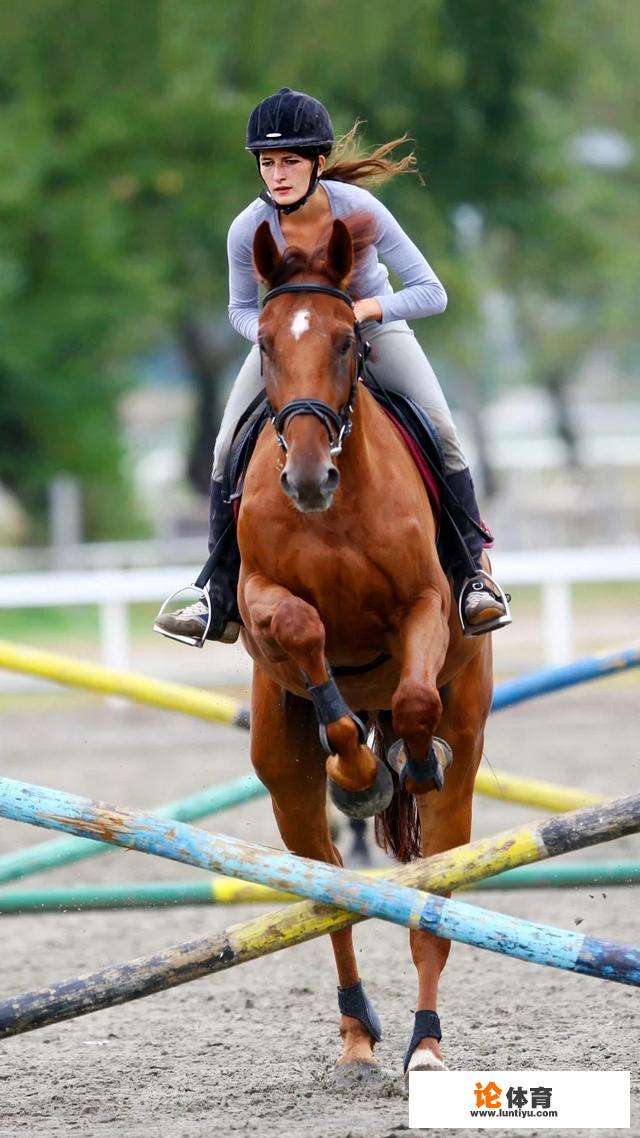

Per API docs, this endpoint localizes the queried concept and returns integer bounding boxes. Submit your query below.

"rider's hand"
[353,298,382,324]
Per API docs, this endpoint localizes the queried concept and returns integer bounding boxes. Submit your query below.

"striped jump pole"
[0,766,604,890]
[0,774,264,886]
[1,858,639,914]
[0,791,639,1037]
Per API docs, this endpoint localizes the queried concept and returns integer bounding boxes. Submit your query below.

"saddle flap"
[222,392,270,507]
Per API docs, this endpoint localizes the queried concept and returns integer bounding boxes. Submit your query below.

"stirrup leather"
[458,570,512,638]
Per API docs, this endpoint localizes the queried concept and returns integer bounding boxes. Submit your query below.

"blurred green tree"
[0,0,636,536]
[0,1,252,531]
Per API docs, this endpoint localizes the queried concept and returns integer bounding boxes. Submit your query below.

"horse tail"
[374,767,421,863]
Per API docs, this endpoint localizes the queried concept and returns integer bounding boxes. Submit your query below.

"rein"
[260,283,369,457]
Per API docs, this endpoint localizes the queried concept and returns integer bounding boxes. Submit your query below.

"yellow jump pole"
[473,769,604,813]
[0,639,607,815]
[0,639,245,728]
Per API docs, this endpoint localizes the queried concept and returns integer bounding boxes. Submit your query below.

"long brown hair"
[321,122,420,187]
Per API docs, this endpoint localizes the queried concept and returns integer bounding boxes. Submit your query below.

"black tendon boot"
[444,468,512,636]
[153,479,241,646]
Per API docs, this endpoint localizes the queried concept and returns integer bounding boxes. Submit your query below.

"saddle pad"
[379,407,441,518]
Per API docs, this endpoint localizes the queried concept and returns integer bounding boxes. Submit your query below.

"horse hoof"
[406,1050,447,1074]
[328,759,394,819]
[333,1059,382,1089]
[387,737,453,794]
[403,1048,446,1090]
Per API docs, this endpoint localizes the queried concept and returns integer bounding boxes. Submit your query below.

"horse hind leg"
[250,667,383,1082]
[267,592,393,818]
[406,641,492,1079]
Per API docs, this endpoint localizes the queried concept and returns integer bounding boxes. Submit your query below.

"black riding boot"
[153,479,241,646]
[445,468,511,636]
[205,478,242,636]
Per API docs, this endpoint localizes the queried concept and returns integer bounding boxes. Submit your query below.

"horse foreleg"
[243,573,383,802]
[407,641,492,1075]
[391,587,451,795]
[250,667,381,1073]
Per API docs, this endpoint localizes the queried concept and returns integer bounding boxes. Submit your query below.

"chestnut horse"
[237,213,493,1080]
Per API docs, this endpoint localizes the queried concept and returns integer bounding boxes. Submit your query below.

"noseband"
[260,283,368,457]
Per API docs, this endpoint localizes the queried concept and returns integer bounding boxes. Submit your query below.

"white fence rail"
[0,537,208,574]
[1,546,640,671]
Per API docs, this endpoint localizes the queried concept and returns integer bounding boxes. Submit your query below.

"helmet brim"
[246,137,333,152]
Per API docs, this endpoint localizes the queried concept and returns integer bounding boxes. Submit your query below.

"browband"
[262,283,353,308]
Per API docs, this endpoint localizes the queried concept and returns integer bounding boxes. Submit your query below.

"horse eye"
[340,338,353,356]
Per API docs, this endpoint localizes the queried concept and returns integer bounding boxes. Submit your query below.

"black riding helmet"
[246,87,334,214]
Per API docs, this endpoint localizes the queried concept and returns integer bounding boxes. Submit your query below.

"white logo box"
[409,1070,630,1129]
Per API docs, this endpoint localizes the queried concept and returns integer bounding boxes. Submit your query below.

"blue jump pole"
[492,645,640,712]
[0,776,639,990]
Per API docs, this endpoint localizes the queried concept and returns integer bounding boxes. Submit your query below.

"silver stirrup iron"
[153,584,212,648]
[459,570,512,638]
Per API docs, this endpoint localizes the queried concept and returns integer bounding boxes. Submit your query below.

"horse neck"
[336,384,378,484]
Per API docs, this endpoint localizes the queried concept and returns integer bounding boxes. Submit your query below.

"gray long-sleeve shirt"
[227,180,447,342]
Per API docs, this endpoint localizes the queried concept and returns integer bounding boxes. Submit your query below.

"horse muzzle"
[280,464,340,512]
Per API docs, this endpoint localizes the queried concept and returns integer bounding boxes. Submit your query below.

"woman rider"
[155,87,510,645]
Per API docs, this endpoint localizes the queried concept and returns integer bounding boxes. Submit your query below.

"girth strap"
[331,652,390,677]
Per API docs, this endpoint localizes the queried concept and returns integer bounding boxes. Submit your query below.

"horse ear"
[326,219,354,284]
[253,221,281,283]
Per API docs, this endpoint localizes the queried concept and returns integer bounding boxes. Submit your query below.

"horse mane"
[268,211,378,287]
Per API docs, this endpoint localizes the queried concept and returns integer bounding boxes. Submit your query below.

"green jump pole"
[0,860,639,914]
[474,859,640,891]
[0,878,295,912]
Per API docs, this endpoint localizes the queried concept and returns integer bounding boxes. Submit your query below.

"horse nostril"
[280,470,298,499]
[323,467,340,494]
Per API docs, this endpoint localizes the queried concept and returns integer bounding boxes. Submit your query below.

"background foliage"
[0,0,637,536]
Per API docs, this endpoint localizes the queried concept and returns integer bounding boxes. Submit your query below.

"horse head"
[253,213,377,512]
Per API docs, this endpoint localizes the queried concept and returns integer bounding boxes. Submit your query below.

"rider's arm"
[370,196,447,324]
[227,212,261,342]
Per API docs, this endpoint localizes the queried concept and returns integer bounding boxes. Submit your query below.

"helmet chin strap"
[258,156,321,215]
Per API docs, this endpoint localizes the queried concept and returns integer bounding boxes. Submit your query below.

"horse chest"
[242,476,435,625]
[272,534,410,626]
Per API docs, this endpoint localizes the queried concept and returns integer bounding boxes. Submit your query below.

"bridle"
[260,283,369,458]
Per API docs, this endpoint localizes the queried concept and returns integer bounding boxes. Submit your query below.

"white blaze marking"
[291,309,311,340]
